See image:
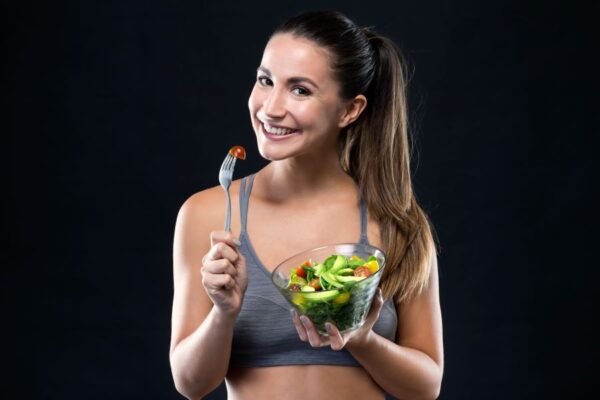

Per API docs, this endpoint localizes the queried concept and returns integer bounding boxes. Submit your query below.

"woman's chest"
[245,201,371,270]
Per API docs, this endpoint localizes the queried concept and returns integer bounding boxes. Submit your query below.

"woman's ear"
[338,95,367,128]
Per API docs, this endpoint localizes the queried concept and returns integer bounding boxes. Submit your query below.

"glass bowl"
[271,243,385,335]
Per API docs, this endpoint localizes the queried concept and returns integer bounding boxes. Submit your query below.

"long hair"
[273,11,436,303]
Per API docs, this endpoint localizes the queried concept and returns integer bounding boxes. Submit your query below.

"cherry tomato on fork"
[229,145,246,160]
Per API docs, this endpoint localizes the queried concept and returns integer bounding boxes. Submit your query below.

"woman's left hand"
[291,288,384,351]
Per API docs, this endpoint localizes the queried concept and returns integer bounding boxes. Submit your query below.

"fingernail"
[233,238,242,247]
[290,309,297,318]
[325,323,334,333]
[300,316,309,325]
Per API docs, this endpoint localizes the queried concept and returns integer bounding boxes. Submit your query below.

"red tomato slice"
[308,278,321,290]
[353,266,372,278]
[229,145,246,160]
[295,266,307,279]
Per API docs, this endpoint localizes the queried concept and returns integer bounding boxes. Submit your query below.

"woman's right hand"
[201,231,248,318]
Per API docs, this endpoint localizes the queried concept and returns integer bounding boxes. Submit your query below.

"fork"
[219,152,237,232]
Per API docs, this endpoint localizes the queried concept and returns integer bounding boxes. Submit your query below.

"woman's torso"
[223,173,397,399]
[226,365,385,400]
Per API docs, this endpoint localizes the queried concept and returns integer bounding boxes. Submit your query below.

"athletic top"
[230,174,397,367]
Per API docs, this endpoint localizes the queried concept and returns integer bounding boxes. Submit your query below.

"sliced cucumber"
[290,275,307,286]
[336,275,366,283]
[301,285,316,292]
[348,258,364,268]
[302,289,340,302]
[337,268,355,275]
[319,275,328,290]
[323,272,344,288]
[329,255,348,273]
[313,263,325,276]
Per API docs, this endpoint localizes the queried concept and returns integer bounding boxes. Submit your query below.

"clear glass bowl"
[271,243,385,335]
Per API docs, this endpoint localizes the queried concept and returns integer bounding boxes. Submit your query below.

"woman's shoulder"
[181,183,224,211]
[176,179,244,232]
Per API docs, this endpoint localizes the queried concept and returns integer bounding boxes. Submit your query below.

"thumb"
[210,230,241,248]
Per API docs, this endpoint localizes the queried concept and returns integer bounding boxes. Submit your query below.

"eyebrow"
[257,66,320,89]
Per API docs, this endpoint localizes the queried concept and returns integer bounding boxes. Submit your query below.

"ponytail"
[340,29,437,303]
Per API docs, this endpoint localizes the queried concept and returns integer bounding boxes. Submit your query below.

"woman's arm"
[347,256,443,399]
[294,255,443,400]
[169,189,247,400]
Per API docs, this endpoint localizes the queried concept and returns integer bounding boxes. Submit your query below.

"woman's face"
[248,33,347,161]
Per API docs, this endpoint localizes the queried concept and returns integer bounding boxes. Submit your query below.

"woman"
[170,10,443,400]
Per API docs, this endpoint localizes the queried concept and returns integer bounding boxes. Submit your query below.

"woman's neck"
[256,153,356,203]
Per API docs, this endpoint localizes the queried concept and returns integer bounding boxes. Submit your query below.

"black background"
[3,1,596,399]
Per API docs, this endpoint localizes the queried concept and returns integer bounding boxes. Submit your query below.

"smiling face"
[248,34,350,161]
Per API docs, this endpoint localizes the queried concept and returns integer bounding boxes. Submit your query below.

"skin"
[170,33,444,400]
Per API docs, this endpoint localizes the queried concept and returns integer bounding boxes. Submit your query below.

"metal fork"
[218,152,237,232]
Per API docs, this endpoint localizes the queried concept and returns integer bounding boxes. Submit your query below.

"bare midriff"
[226,365,385,400]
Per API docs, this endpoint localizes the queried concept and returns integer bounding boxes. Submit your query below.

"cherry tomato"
[295,266,307,279]
[229,145,246,160]
[353,266,372,278]
[308,278,321,290]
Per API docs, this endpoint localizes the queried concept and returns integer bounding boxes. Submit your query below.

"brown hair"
[274,11,436,302]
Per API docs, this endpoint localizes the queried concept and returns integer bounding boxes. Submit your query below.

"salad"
[285,253,382,333]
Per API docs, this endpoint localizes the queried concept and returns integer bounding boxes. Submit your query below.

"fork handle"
[224,188,232,232]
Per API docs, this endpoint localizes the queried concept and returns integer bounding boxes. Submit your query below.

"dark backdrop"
[3,1,595,399]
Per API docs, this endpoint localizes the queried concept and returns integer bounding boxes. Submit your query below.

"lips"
[260,122,301,140]
[262,121,299,135]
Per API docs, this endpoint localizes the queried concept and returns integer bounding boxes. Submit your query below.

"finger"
[210,230,242,248]
[202,273,235,291]
[204,241,240,264]
[326,323,345,351]
[290,310,308,342]
[201,259,237,277]
[300,316,329,348]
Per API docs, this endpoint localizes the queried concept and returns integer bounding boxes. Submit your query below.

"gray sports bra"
[230,174,397,368]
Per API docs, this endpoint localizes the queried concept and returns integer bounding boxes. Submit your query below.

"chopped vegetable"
[364,260,380,274]
[308,278,321,290]
[288,284,301,292]
[291,293,306,306]
[285,253,382,332]
[333,291,351,305]
[353,266,372,278]
[229,145,246,160]
[295,265,307,279]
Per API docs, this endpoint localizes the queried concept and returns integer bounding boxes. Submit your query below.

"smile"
[262,122,299,136]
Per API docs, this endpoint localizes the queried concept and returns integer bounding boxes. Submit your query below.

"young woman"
[170,11,443,400]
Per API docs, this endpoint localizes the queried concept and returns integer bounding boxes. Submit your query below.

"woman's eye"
[292,86,310,96]
[257,76,272,86]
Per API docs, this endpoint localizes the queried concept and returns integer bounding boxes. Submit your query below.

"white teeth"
[264,122,295,135]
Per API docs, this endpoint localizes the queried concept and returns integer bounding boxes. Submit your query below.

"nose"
[263,87,286,119]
